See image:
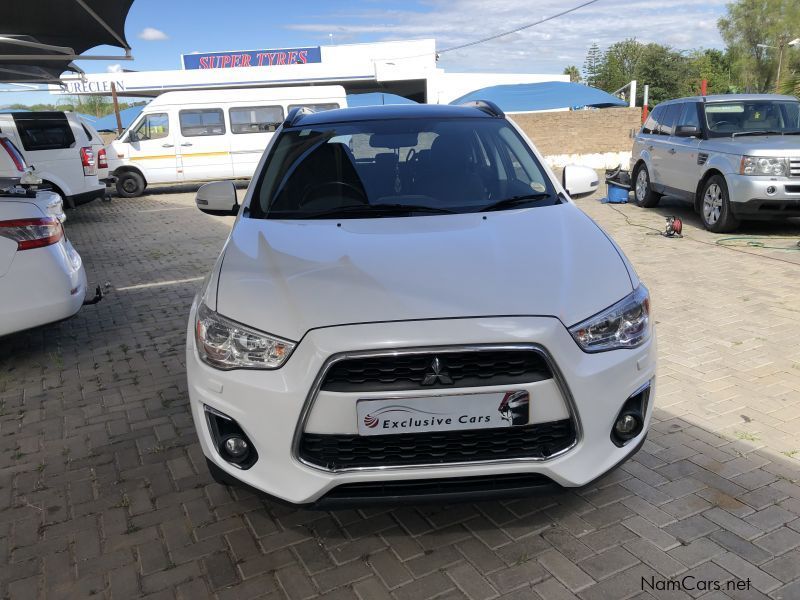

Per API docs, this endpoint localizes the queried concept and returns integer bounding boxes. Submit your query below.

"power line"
[437,0,604,55]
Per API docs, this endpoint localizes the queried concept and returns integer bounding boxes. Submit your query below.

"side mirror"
[127,130,139,143]
[675,125,700,138]
[196,181,239,216]
[562,165,599,198]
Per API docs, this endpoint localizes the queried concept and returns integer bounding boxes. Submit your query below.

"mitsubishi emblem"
[422,357,453,385]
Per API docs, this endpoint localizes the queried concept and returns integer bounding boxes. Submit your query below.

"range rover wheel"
[632,163,661,208]
[116,171,146,198]
[700,175,739,233]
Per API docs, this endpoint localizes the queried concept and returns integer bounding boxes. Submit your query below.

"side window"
[131,113,170,141]
[642,105,663,134]
[229,106,284,134]
[179,109,225,137]
[678,103,701,130]
[288,103,340,113]
[659,104,681,136]
[12,114,75,151]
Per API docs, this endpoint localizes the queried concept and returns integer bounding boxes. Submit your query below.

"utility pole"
[776,35,786,93]
[111,82,123,135]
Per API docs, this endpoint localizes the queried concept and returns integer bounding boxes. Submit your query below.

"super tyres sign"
[182,47,321,70]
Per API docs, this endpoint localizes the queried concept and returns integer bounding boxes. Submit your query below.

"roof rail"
[459,100,504,118]
[283,106,314,128]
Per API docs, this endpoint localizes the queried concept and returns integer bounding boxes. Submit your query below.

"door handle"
[162,143,174,148]
[180,142,193,147]
[668,148,676,154]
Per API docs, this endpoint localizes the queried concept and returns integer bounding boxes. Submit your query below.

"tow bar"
[83,285,104,305]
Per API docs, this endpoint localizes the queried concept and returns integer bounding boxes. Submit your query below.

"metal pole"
[629,80,637,108]
[642,84,649,123]
[776,41,785,92]
[111,82,123,135]
[701,79,707,96]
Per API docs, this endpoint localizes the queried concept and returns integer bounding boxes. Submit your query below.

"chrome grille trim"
[291,343,583,473]
[790,158,800,178]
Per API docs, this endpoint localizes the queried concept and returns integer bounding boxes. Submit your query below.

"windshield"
[250,117,558,219]
[704,100,800,136]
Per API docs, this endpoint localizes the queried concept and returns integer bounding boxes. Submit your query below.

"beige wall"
[510,107,642,168]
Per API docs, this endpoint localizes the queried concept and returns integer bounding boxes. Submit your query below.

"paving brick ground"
[1,183,799,600]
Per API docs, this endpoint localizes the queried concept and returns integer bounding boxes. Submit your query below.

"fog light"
[223,435,249,458]
[611,381,651,447]
[766,186,777,196]
[204,405,258,469]
[615,414,640,437]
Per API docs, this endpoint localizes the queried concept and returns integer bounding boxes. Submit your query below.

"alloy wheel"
[635,169,648,203]
[703,183,723,225]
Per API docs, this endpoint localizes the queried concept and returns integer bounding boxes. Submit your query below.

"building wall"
[511,107,642,169]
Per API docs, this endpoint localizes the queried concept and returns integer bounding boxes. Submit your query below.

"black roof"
[290,103,496,128]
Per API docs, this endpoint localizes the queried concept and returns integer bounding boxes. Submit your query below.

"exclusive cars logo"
[362,391,530,430]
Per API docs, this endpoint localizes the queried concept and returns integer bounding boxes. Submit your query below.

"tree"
[563,65,581,83]
[634,43,691,105]
[73,95,111,117]
[582,43,602,87]
[718,0,800,92]
[687,49,734,94]
[595,38,644,97]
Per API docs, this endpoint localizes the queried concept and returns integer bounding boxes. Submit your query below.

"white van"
[106,86,347,197]
[0,112,106,207]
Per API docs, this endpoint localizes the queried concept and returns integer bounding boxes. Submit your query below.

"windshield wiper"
[268,202,456,220]
[732,130,784,138]
[476,193,553,212]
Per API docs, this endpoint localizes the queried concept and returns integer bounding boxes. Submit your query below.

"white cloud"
[106,64,123,73]
[285,0,729,73]
[138,27,169,41]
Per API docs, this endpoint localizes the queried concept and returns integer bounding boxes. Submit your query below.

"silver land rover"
[630,94,800,232]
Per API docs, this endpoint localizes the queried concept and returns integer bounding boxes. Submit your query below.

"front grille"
[790,158,800,178]
[321,349,552,392]
[299,419,575,470]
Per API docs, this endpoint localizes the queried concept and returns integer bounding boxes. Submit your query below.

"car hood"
[703,135,800,156]
[214,203,634,341]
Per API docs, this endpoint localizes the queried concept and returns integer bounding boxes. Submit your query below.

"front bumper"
[186,303,657,505]
[726,174,800,217]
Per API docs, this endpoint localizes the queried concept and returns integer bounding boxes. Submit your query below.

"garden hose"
[715,236,800,252]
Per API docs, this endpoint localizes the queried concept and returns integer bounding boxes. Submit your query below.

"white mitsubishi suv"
[187,103,657,508]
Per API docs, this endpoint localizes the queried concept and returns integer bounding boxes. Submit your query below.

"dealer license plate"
[356,390,530,436]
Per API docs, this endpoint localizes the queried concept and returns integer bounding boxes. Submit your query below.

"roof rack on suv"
[284,106,315,128]
[459,100,505,118]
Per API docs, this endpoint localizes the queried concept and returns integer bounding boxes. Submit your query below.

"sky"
[2,0,728,106]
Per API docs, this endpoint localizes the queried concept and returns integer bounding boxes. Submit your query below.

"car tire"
[116,171,146,198]
[700,175,739,233]
[632,164,661,208]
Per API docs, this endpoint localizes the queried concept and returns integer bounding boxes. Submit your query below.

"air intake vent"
[698,153,709,166]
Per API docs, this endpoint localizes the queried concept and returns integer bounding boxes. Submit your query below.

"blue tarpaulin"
[346,93,417,107]
[76,112,99,124]
[451,81,627,112]
[92,104,145,132]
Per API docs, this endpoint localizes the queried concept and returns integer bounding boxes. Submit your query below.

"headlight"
[195,303,295,369]
[569,285,651,352]
[740,156,789,176]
